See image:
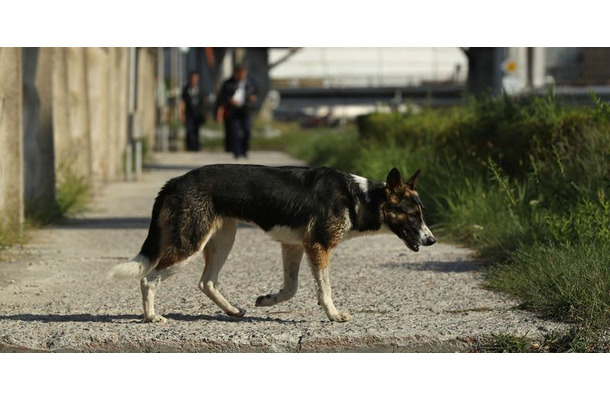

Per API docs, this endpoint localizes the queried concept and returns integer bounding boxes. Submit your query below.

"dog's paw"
[142,314,168,323]
[226,307,246,318]
[255,294,276,307]
[329,311,351,322]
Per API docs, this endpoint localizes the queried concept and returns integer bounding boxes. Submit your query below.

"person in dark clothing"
[181,71,206,152]
[216,65,258,158]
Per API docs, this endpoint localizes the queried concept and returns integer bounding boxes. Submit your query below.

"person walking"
[216,65,258,158]
[180,71,206,152]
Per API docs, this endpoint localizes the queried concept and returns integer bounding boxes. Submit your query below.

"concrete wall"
[2,47,159,237]
[0,48,24,232]
[53,47,135,184]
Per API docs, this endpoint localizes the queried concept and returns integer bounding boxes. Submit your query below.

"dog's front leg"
[256,243,303,307]
[305,243,351,322]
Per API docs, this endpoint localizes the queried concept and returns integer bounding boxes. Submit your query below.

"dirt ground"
[0,151,568,352]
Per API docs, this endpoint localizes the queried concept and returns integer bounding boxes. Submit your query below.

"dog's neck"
[349,182,387,234]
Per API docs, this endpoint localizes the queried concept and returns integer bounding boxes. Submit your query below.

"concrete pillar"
[52,47,91,181]
[156,47,169,152]
[107,48,119,180]
[22,48,41,205]
[0,48,24,233]
[52,48,71,175]
[137,48,156,148]
[85,47,110,185]
[23,48,59,220]
[34,48,58,212]
[245,48,269,112]
[531,47,547,88]
[66,47,91,179]
[465,47,503,96]
[107,47,129,181]
[514,47,528,88]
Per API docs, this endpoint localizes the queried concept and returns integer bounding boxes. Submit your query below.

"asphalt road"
[0,151,567,352]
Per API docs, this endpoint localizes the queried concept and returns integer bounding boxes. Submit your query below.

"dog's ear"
[386,168,403,192]
[406,169,421,190]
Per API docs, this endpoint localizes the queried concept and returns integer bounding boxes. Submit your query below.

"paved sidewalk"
[0,151,567,352]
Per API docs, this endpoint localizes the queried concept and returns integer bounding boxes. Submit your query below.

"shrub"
[55,161,91,217]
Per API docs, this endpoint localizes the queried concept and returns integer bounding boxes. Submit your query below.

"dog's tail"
[108,190,166,280]
[108,253,155,280]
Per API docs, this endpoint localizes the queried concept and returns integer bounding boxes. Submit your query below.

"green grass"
[55,163,91,217]
[2,160,92,251]
[486,243,610,327]
[254,93,610,343]
[0,223,26,252]
[27,160,92,225]
[473,328,610,353]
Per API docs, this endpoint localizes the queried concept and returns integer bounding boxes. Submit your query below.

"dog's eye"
[407,214,417,222]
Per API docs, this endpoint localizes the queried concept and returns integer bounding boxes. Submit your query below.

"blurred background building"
[173,47,610,123]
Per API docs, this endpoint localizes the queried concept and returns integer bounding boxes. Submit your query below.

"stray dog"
[109,165,436,322]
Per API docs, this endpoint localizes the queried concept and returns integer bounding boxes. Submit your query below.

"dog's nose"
[425,237,436,246]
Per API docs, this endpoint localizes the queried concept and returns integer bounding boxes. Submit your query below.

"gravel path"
[0,151,567,352]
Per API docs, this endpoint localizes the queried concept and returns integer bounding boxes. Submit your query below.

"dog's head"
[382,168,436,252]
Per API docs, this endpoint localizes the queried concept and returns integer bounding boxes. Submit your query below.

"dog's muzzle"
[404,235,436,252]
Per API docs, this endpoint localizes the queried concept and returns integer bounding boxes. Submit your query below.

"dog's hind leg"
[140,269,169,323]
[305,243,351,322]
[140,251,204,323]
[140,223,217,323]
[255,243,303,307]
[198,218,244,317]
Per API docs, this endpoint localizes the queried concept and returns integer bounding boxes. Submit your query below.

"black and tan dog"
[109,165,435,322]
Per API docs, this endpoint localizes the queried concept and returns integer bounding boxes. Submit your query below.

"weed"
[0,222,26,251]
[474,332,534,353]
[55,161,91,217]
[486,243,610,327]
[25,198,62,226]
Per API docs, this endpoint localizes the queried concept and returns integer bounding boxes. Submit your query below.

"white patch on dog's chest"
[267,225,305,244]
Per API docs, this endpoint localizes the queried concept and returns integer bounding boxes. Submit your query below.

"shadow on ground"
[55,218,260,230]
[0,313,303,324]
[56,217,151,230]
[380,260,482,273]
[144,163,202,171]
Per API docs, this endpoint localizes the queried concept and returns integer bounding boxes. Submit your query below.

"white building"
[269,47,468,88]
